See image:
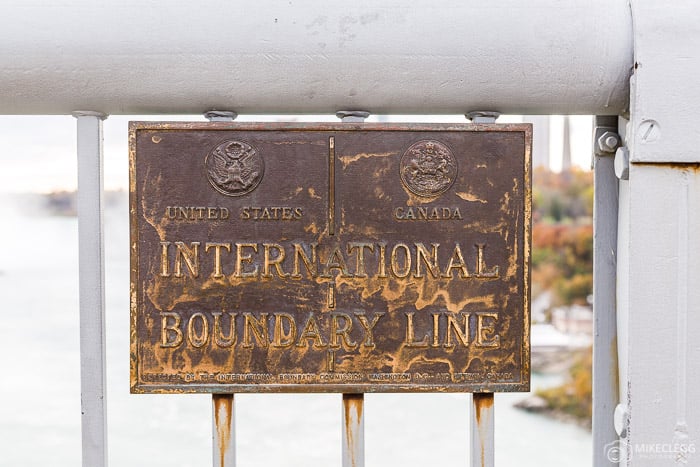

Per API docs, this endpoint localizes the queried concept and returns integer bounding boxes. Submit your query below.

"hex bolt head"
[597,131,620,153]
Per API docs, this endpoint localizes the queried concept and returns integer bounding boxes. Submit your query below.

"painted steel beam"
[0,0,632,115]
[629,1,700,163]
[616,2,700,465]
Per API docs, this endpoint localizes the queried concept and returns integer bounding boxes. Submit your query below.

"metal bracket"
[594,127,621,157]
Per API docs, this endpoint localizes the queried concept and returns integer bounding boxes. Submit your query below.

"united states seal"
[400,140,457,197]
[205,139,264,196]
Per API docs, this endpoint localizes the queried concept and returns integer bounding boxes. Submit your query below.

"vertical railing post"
[205,110,238,467]
[465,111,500,467]
[336,110,369,467]
[342,394,365,467]
[74,110,108,467]
[212,393,236,467]
[470,393,495,467]
[592,115,620,466]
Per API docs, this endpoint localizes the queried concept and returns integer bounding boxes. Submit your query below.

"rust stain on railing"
[213,394,233,467]
[473,392,493,424]
[472,392,494,467]
[343,394,364,467]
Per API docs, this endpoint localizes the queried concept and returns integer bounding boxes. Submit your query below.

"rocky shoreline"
[515,394,592,430]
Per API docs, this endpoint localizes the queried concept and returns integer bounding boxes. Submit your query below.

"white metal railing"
[74,110,507,467]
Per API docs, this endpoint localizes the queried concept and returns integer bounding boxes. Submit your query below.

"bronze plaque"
[129,122,531,393]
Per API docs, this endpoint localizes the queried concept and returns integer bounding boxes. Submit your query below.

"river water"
[0,196,591,467]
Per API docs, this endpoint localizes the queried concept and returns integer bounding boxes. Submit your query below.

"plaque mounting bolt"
[205,110,238,122]
[336,110,370,123]
[466,111,500,124]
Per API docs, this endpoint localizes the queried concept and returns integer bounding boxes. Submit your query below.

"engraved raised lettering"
[292,242,318,278]
[393,206,463,221]
[442,243,470,278]
[330,313,357,350]
[163,206,230,220]
[272,313,297,348]
[187,312,209,348]
[445,312,471,348]
[405,312,429,348]
[415,242,440,278]
[296,314,327,349]
[205,242,231,279]
[377,242,388,278]
[160,312,183,348]
[321,245,351,278]
[158,240,500,283]
[212,311,237,347]
[431,312,440,348]
[391,243,412,278]
[234,243,259,277]
[174,241,200,278]
[160,241,171,277]
[355,312,384,349]
[476,312,500,348]
[348,242,374,278]
[262,243,289,278]
[475,243,499,278]
[243,312,269,348]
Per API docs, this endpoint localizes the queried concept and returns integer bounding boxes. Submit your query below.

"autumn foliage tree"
[532,167,593,306]
[531,166,594,425]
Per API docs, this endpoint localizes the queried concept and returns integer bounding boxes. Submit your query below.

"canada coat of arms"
[400,140,457,197]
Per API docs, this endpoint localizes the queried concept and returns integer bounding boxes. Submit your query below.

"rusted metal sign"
[130,122,531,393]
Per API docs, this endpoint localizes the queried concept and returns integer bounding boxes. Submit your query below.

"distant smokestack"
[523,115,550,169]
[562,115,572,171]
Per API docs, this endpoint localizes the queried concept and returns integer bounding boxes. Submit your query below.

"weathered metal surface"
[130,122,531,393]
